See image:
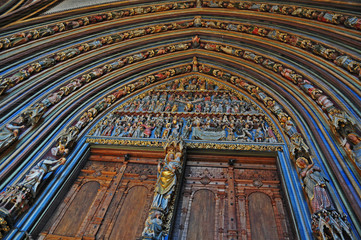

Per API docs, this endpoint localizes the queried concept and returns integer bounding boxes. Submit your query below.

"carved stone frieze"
[1,0,360,54]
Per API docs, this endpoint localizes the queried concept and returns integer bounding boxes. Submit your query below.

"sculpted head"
[347,133,361,145]
[167,153,175,162]
[296,157,308,169]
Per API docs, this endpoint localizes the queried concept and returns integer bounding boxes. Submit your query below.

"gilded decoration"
[142,138,185,240]
[86,138,283,152]
[1,1,360,53]
[87,74,283,149]
[2,13,360,98]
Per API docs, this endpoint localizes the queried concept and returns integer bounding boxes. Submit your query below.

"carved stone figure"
[21,103,47,126]
[51,144,69,157]
[58,126,79,148]
[296,157,332,213]
[279,114,298,137]
[142,211,164,240]
[142,122,155,138]
[18,158,66,197]
[346,133,361,168]
[290,134,309,158]
[334,56,360,74]
[0,123,25,152]
[344,17,361,30]
[328,108,355,137]
[152,152,181,210]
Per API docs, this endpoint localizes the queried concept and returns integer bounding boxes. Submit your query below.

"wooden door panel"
[53,181,100,236]
[187,190,216,240]
[109,186,149,240]
[172,154,294,240]
[248,192,279,240]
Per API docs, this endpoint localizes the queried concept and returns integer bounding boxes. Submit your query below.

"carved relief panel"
[89,75,282,144]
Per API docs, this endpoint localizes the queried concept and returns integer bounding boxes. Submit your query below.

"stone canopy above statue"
[88,75,282,146]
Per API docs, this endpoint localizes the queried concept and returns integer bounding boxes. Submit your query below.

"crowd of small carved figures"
[0,1,360,239]
[0,0,360,52]
[90,113,277,143]
[1,13,361,97]
[89,77,277,143]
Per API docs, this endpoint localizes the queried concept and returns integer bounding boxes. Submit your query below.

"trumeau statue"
[142,138,184,240]
[151,152,181,210]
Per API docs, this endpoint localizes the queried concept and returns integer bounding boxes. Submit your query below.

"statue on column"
[17,158,67,198]
[142,137,184,240]
[0,158,66,213]
[151,152,181,210]
[0,156,66,238]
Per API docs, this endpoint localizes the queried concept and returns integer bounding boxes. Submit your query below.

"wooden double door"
[171,153,294,240]
[39,148,293,240]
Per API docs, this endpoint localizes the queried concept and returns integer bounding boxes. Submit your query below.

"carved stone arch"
[0,54,348,240]
[1,2,361,238]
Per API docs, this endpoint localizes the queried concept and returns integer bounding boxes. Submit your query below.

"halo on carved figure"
[87,74,283,148]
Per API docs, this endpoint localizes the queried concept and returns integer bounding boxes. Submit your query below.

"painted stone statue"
[0,123,25,152]
[296,157,332,213]
[152,152,181,210]
[142,211,164,240]
[18,158,67,197]
[346,133,361,168]
[142,138,184,240]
